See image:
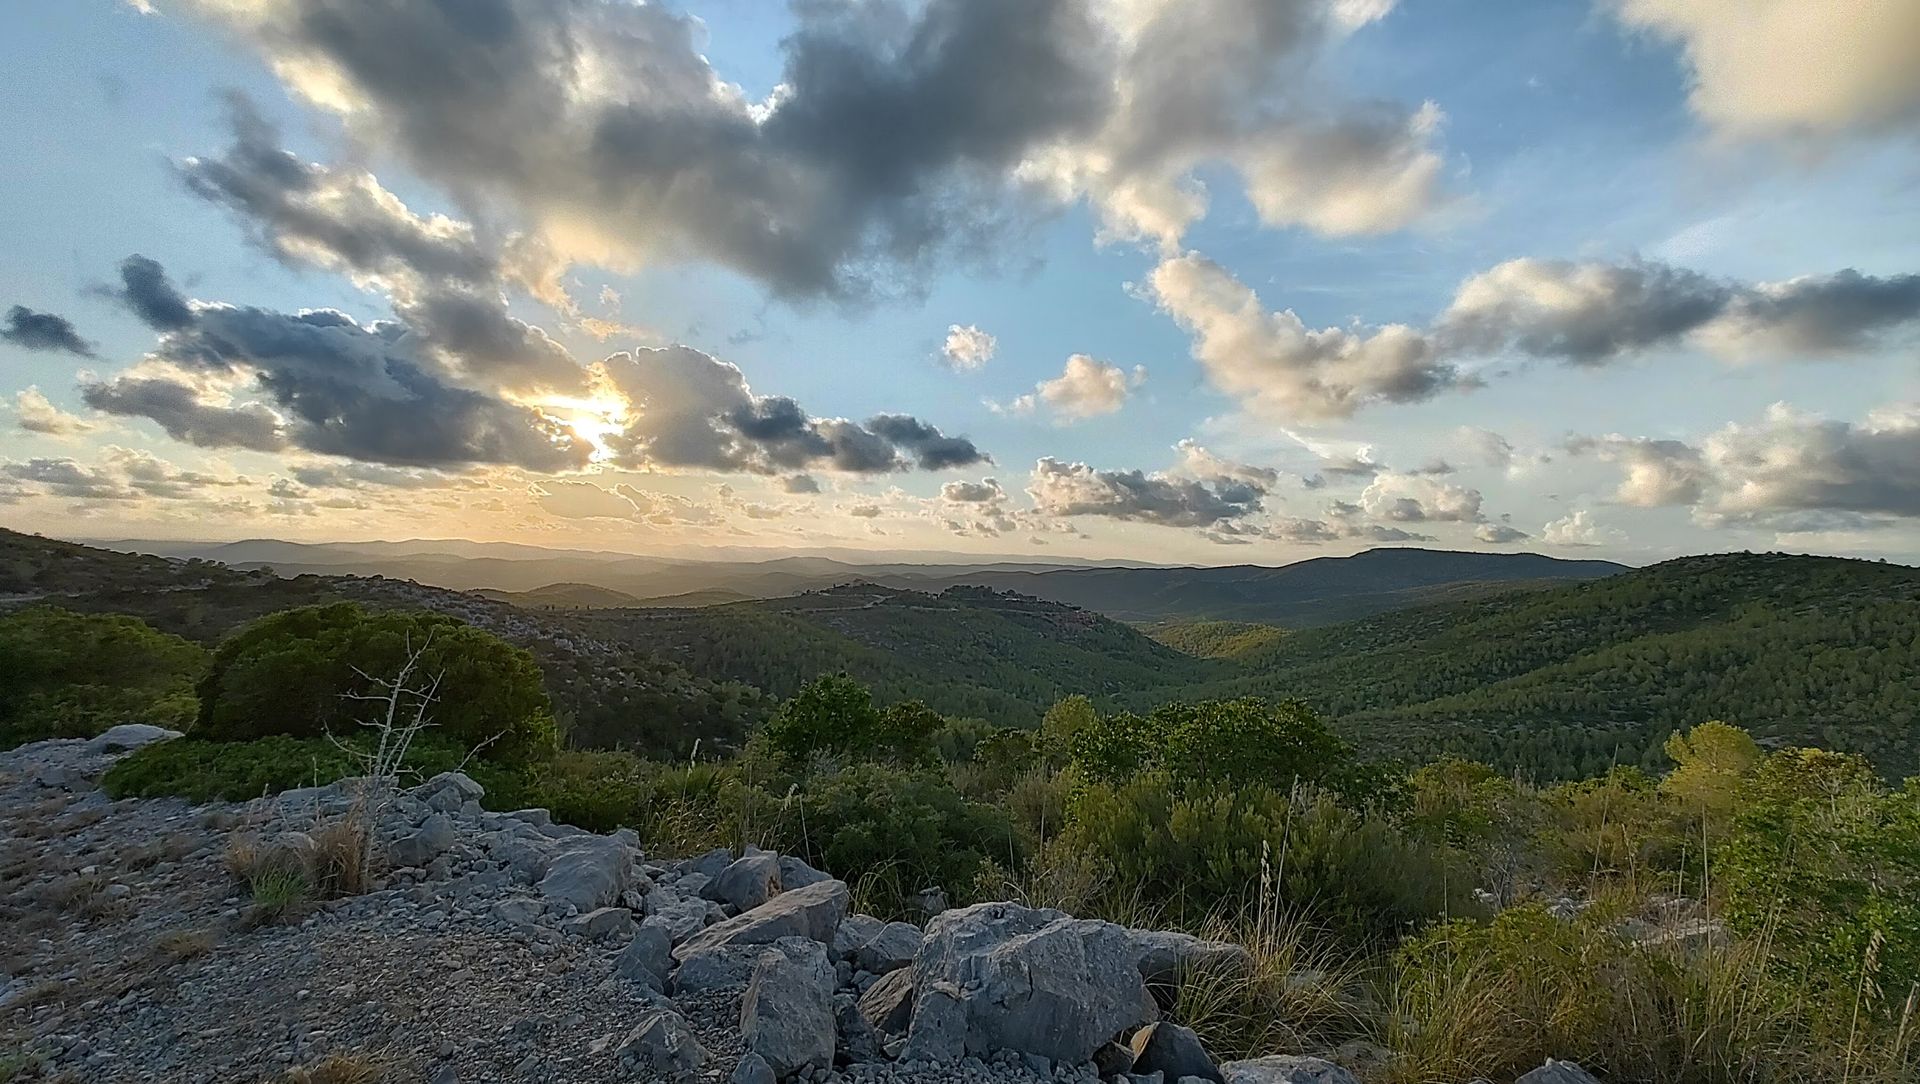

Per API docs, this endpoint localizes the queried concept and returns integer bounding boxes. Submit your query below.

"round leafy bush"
[193,603,555,764]
[0,607,206,748]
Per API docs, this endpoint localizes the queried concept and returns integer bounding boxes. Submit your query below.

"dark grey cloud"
[1440,258,1920,365]
[112,255,196,331]
[179,93,498,286]
[2,306,96,357]
[81,377,285,452]
[187,0,1111,301]
[600,346,987,476]
[868,413,991,471]
[181,0,1452,295]
[2,459,135,501]
[83,256,589,472]
[177,102,587,395]
[1027,456,1267,528]
[780,474,822,495]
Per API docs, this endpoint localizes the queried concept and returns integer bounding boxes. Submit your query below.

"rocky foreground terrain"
[0,730,1600,1084]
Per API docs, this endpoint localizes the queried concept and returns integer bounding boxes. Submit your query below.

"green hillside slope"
[1177,552,1920,779]
[596,583,1224,726]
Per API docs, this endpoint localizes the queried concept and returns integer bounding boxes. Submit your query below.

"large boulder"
[1516,1060,1604,1084]
[615,1009,706,1078]
[856,966,915,1034]
[704,851,781,912]
[414,770,484,813]
[539,835,633,912]
[778,854,833,890]
[673,944,774,995]
[858,922,923,975]
[615,923,674,989]
[84,724,181,754]
[388,812,455,868]
[672,879,849,961]
[740,938,835,1077]
[1129,928,1254,985]
[1129,1022,1223,1084]
[1220,1055,1358,1084]
[904,901,1155,1064]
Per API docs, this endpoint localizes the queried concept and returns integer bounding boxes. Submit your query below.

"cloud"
[1607,0,1920,139]
[1007,354,1143,420]
[1474,522,1530,544]
[177,100,588,395]
[1452,426,1514,468]
[1,447,247,504]
[1440,258,1920,365]
[11,388,97,437]
[171,0,1450,300]
[1148,250,1464,419]
[1152,251,1920,422]
[2,306,96,357]
[942,324,998,371]
[781,474,822,495]
[83,256,588,471]
[287,461,446,490]
[1565,434,1709,506]
[599,346,987,476]
[1541,509,1612,547]
[1027,455,1268,528]
[1357,472,1484,523]
[1570,403,1920,529]
[537,480,640,520]
[941,478,1007,504]
[1028,0,1451,247]
[1702,403,1920,523]
[110,255,196,331]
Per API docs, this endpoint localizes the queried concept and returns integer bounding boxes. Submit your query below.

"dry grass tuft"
[273,1053,391,1084]
[308,815,372,899]
[149,928,216,964]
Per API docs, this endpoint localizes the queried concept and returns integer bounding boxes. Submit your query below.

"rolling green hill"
[1171,552,1920,779]
[586,583,1226,727]
[11,529,1919,779]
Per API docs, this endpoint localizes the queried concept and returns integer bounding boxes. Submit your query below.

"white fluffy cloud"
[11,388,97,438]
[1608,0,1920,139]
[1541,509,1613,547]
[1008,355,1144,421]
[1148,250,1463,419]
[942,325,998,371]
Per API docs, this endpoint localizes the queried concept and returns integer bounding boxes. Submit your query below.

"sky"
[2,0,1919,566]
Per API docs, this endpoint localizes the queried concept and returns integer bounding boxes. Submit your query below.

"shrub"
[1720,754,1920,1023]
[1062,772,1464,938]
[0,607,206,748]
[757,674,941,765]
[1380,903,1902,1084]
[771,763,1022,919]
[193,603,554,765]
[101,734,530,806]
[1068,697,1355,795]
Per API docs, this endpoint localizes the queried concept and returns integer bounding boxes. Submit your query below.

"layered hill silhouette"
[10,529,1917,777]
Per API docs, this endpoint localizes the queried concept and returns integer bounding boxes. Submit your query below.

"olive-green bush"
[0,607,206,748]
[193,603,554,765]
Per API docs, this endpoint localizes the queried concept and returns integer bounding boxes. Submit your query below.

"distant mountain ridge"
[83,536,1629,627]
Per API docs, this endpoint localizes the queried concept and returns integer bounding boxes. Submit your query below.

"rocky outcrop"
[2,732,1612,1084]
[739,938,835,1076]
[671,878,850,961]
[905,901,1157,1064]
